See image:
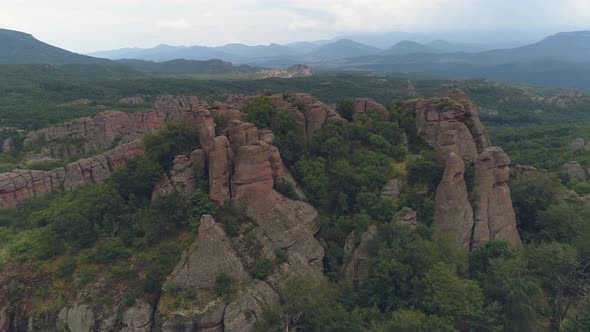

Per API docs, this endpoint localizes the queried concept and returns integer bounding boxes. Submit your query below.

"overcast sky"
[2,0,590,53]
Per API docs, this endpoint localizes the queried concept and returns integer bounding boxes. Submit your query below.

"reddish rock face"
[0,141,143,208]
[170,155,195,196]
[406,91,490,164]
[433,153,474,250]
[353,98,389,121]
[472,147,522,249]
[208,136,231,206]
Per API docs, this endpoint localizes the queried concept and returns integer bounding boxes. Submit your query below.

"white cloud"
[156,18,191,30]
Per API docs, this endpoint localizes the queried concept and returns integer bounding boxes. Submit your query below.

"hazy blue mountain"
[117,58,261,75]
[310,39,384,58]
[285,40,331,54]
[387,40,441,54]
[0,28,112,64]
[477,31,590,64]
[215,43,296,58]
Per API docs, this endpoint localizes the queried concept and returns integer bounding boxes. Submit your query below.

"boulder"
[161,301,226,332]
[561,161,588,182]
[57,304,95,332]
[433,153,474,250]
[341,225,378,286]
[121,300,153,332]
[223,281,280,332]
[167,215,248,289]
[472,147,522,249]
[571,138,586,153]
[397,207,417,228]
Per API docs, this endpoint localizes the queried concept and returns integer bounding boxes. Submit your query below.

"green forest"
[1,68,590,331]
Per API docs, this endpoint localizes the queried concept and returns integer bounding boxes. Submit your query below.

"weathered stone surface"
[121,300,153,332]
[208,136,231,206]
[353,98,389,121]
[118,96,145,105]
[170,155,195,196]
[381,179,402,198]
[152,174,175,201]
[341,225,378,286]
[57,304,95,332]
[561,161,588,182]
[0,141,143,209]
[0,306,10,332]
[406,91,490,164]
[397,207,417,228]
[223,281,280,332]
[433,153,474,250]
[2,138,14,154]
[242,191,323,272]
[232,142,274,201]
[190,149,207,178]
[161,301,226,332]
[473,147,522,249]
[167,215,248,289]
[228,120,259,149]
[267,251,324,289]
[571,138,586,152]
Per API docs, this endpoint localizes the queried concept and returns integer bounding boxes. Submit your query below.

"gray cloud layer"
[2,0,590,52]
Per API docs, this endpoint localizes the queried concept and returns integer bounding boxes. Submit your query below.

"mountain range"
[2,27,590,90]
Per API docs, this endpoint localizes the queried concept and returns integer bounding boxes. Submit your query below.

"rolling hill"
[0,28,112,64]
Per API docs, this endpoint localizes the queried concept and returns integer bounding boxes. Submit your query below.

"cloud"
[156,18,192,30]
[2,0,590,52]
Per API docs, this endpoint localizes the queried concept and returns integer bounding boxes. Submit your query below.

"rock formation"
[118,96,145,105]
[353,98,389,121]
[0,141,143,208]
[472,147,522,248]
[223,281,280,331]
[397,207,418,229]
[412,91,522,249]
[167,215,248,289]
[433,153,474,249]
[404,91,490,164]
[341,225,378,286]
[2,138,14,154]
[170,155,196,196]
[561,161,588,181]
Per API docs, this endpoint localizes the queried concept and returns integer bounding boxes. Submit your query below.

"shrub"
[251,258,274,280]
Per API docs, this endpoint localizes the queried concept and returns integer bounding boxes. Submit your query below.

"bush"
[273,177,298,200]
[251,258,274,280]
[214,273,235,302]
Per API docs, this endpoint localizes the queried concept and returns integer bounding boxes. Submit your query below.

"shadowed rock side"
[341,225,378,286]
[0,141,143,208]
[433,153,474,250]
[472,147,522,249]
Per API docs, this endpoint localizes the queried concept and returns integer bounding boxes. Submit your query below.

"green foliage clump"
[143,121,201,171]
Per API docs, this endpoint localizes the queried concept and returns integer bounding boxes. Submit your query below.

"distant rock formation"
[259,64,313,78]
[341,225,378,286]
[118,96,145,104]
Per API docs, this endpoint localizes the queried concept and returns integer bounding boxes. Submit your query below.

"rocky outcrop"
[120,301,153,332]
[472,147,522,249]
[353,98,389,121]
[57,304,95,332]
[433,153,474,250]
[161,301,226,332]
[2,138,14,154]
[397,207,417,228]
[341,225,378,286]
[167,215,248,289]
[381,179,402,199]
[170,155,195,196]
[118,97,145,105]
[0,141,143,208]
[561,161,588,181]
[259,64,313,79]
[223,281,280,332]
[405,91,490,164]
